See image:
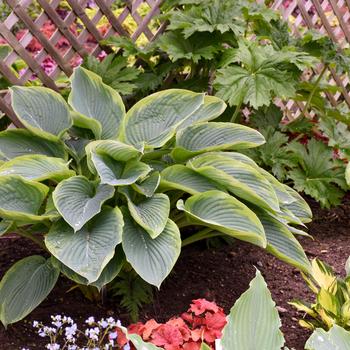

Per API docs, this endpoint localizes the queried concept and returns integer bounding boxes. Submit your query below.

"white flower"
[106,317,116,326]
[33,321,39,328]
[63,316,74,325]
[52,320,62,328]
[124,343,131,350]
[85,327,100,341]
[98,319,109,329]
[109,331,118,340]
[46,344,60,350]
[65,323,77,341]
[67,346,77,350]
[85,316,95,325]
[38,329,47,337]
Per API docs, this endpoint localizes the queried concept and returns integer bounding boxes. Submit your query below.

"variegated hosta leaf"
[188,154,279,212]
[0,155,75,182]
[45,208,123,283]
[10,86,72,140]
[53,176,115,232]
[177,190,266,248]
[132,171,160,197]
[86,140,143,173]
[122,210,181,288]
[122,89,204,148]
[160,164,222,194]
[127,333,163,350]
[0,129,67,161]
[283,186,312,223]
[53,245,125,291]
[172,122,265,161]
[256,210,311,272]
[123,191,170,239]
[178,95,227,129]
[0,176,51,222]
[69,67,125,139]
[71,111,102,140]
[305,325,350,350]
[91,152,150,186]
[0,256,59,326]
[221,270,285,350]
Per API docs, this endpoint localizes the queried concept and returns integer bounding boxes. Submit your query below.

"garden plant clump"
[1,0,350,349]
[0,65,311,328]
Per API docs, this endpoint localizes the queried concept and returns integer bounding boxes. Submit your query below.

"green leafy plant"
[245,105,348,208]
[217,269,350,350]
[290,258,350,331]
[0,67,311,326]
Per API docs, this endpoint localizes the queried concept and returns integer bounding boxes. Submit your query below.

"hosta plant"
[0,67,311,326]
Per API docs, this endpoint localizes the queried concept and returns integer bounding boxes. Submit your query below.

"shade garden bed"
[0,195,349,350]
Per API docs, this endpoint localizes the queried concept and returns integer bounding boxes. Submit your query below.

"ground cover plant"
[24,270,350,350]
[0,66,312,327]
[290,258,350,331]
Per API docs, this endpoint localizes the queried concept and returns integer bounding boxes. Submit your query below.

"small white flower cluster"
[24,315,130,350]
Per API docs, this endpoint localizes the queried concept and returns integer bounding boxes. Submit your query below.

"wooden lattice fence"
[0,0,350,124]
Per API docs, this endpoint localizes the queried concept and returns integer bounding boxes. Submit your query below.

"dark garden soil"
[1,196,350,350]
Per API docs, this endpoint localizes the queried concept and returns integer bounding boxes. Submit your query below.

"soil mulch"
[0,196,350,350]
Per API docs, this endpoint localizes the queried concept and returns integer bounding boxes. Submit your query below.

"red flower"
[151,324,184,350]
[189,299,219,315]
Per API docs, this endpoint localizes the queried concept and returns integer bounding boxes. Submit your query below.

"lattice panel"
[1,0,350,123]
[272,0,350,119]
[0,0,164,125]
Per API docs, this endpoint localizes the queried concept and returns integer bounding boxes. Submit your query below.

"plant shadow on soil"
[1,195,350,350]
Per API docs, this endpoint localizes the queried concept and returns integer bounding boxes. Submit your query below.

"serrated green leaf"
[0,155,75,182]
[158,31,221,64]
[53,176,115,231]
[10,86,72,140]
[0,256,59,326]
[122,210,181,288]
[214,40,298,108]
[177,190,266,247]
[221,269,285,350]
[122,89,204,148]
[173,122,265,161]
[69,67,125,139]
[46,208,123,283]
[0,129,67,161]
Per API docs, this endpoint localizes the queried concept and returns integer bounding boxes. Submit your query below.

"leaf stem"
[231,99,243,122]
[182,228,221,247]
[16,227,47,250]
[301,65,328,119]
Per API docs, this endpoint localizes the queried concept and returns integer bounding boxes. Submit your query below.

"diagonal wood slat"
[0,0,350,124]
